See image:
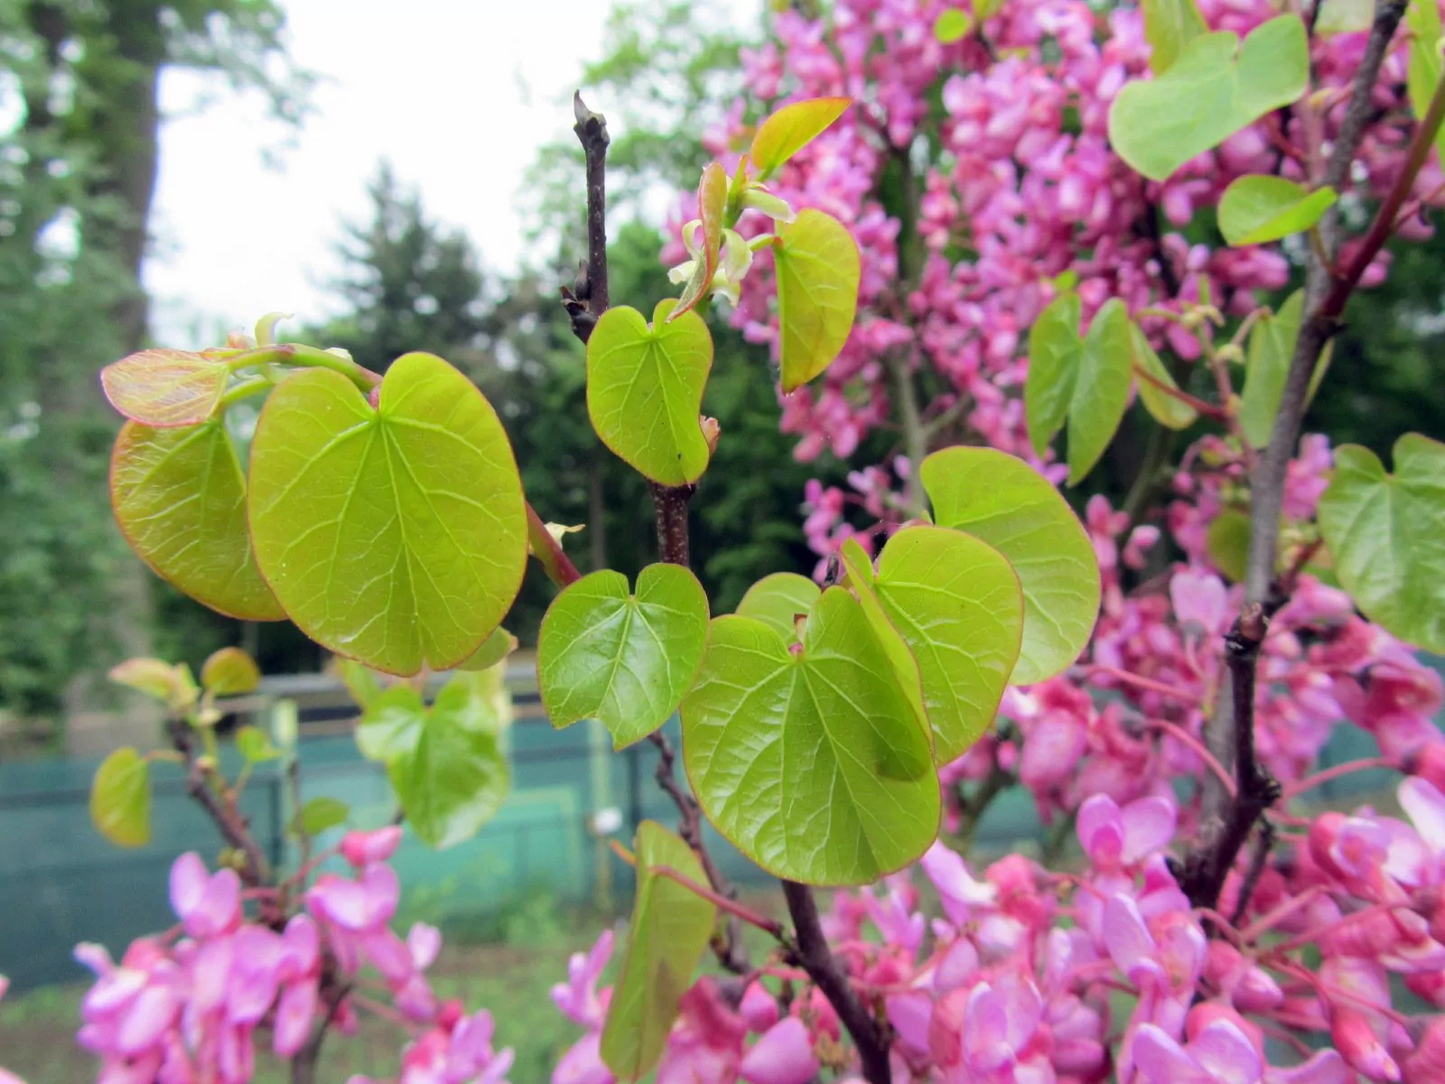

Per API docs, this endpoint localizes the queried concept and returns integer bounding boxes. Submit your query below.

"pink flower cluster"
[548,775,1445,1081]
[551,931,821,1084]
[71,829,512,1084]
[683,0,1445,570]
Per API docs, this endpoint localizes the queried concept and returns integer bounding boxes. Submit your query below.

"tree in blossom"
[35,0,1445,1081]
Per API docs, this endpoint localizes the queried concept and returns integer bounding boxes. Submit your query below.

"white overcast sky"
[145,0,756,347]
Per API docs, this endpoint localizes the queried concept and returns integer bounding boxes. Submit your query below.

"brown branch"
[167,719,273,890]
[782,881,892,1084]
[649,481,695,567]
[562,92,610,344]
[1190,0,1414,901]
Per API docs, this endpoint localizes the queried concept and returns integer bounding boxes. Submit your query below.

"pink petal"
[920,842,996,925]
[1103,895,1164,987]
[282,914,320,979]
[1170,570,1228,635]
[994,973,1043,1052]
[962,983,1013,1073]
[361,863,400,926]
[189,937,233,1015]
[1078,795,1125,867]
[117,985,178,1055]
[168,854,208,925]
[407,922,441,971]
[740,982,780,1033]
[739,1018,819,1084]
[339,826,402,868]
[271,978,318,1057]
[362,927,413,985]
[1400,777,1445,851]
[885,992,932,1056]
[552,1031,615,1084]
[226,926,284,1026]
[1121,796,1177,864]
[73,943,114,977]
[1189,1020,1263,1084]
[307,875,369,930]
[1265,1049,1349,1084]
[0,975,8,1002]
[1132,1023,1202,1084]
[934,937,980,993]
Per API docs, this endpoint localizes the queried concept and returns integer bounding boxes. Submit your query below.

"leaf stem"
[225,343,383,394]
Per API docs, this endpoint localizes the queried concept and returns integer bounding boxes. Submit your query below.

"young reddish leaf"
[247,352,528,676]
[750,97,851,180]
[600,822,717,1081]
[775,209,861,392]
[111,420,285,622]
[90,747,152,848]
[101,349,231,428]
[670,162,729,319]
[587,301,713,485]
[201,647,261,696]
[108,658,196,707]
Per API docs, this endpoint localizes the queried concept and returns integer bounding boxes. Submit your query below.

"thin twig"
[1230,820,1276,925]
[782,881,893,1084]
[651,865,789,941]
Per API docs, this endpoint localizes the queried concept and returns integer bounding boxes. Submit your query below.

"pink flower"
[340,827,403,868]
[168,853,241,940]
[1078,794,1177,868]
[551,931,613,1029]
[1132,1019,1261,1084]
[739,1018,819,1084]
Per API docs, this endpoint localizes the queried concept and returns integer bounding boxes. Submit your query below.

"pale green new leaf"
[1068,299,1133,485]
[1318,434,1445,652]
[935,8,972,41]
[1240,291,1302,449]
[681,588,939,886]
[91,747,151,848]
[235,726,281,762]
[775,209,861,392]
[388,672,509,849]
[355,685,426,762]
[1407,0,1445,163]
[1316,0,1373,33]
[871,526,1024,762]
[1218,176,1336,246]
[1207,510,1251,582]
[538,564,710,749]
[1131,324,1198,430]
[587,301,713,485]
[1143,0,1207,73]
[750,97,851,180]
[111,420,284,622]
[456,626,517,672]
[735,572,820,645]
[1109,16,1309,181]
[920,447,1099,685]
[600,822,717,1081]
[297,796,349,836]
[1025,292,1082,457]
[201,647,261,696]
[248,352,528,676]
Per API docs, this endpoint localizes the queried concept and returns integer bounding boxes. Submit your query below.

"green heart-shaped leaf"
[750,97,851,180]
[248,352,527,675]
[921,447,1099,684]
[775,209,861,392]
[538,564,710,749]
[355,684,426,762]
[235,726,281,762]
[870,526,1024,763]
[1219,176,1336,246]
[735,572,821,645]
[456,626,517,672]
[91,747,151,848]
[601,821,717,1081]
[1025,296,1133,483]
[1131,324,1198,430]
[101,349,230,428]
[1318,434,1445,652]
[1109,16,1309,181]
[112,420,285,621]
[387,672,510,849]
[1144,0,1207,73]
[681,586,939,885]
[587,301,713,486]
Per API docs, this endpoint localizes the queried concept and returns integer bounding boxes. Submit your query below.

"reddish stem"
[1280,757,1396,802]
[651,864,788,941]
[1089,665,1201,705]
[1142,718,1237,798]
[1133,367,1229,420]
